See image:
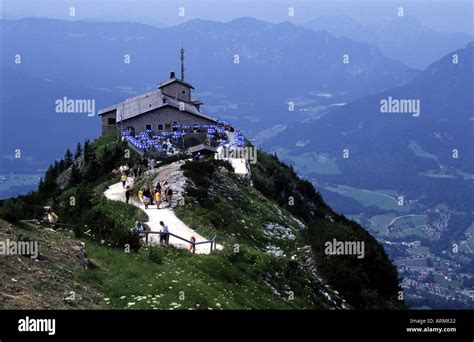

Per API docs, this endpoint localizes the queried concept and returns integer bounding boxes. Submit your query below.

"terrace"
[121,121,245,158]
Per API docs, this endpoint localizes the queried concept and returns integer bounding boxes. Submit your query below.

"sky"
[1,0,473,33]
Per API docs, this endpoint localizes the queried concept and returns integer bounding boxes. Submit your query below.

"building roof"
[188,144,218,154]
[158,77,195,89]
[98,90,217,123]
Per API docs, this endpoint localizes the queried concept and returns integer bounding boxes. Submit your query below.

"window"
[145,124,152,130]
[107,118,116,125]
[165,123,172,130]
[172,121,179,132]
[157,124,164,131]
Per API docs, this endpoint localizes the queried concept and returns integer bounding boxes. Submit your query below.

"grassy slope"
[77,243,333,309]
[0,219,102,309]
[76,160,342,309]
[0,132,404,309]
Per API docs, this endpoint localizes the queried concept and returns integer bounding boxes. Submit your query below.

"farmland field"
[324,184,407,212]
[275,148,342,175]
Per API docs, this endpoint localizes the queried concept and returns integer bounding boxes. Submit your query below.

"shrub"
[0,199,27,222]
[148,246,164,264]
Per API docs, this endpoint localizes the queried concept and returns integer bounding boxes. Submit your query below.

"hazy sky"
[2,0,473,33]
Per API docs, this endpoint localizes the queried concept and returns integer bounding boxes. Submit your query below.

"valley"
[301,173,474,309]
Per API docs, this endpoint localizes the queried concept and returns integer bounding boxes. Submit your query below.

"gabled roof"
[98,90,216,123]
[188,144,218,154]
[158,77,194,89]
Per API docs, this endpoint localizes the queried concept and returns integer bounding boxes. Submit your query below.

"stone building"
[98,70,217,136]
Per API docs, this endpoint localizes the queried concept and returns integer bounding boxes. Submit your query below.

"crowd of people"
[137,181,173,210]
[117,163,148,180]
[120,174,180,249]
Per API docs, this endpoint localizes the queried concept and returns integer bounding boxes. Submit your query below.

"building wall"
[101,110,117,135]
[121,106,215,133]
[160,83,191,102]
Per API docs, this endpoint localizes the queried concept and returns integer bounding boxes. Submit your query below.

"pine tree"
[83,140,91,163]
[74,142,83,159]
[83,151,100,183]
[58,159,65,173]
[69,163,82,186]
[64,149,73,167]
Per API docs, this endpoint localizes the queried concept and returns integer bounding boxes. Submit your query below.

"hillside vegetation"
[0,132,405,309]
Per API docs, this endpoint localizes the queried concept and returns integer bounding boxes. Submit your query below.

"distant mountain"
[0,17,414,97]
[304,16,474,69]
[0,67,118,175]
[0,17,416,177]
[262,42,474,210]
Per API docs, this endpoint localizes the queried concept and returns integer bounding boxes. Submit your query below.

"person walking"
[143,187,151,209]
[159,221,169,245]
[189,236,196,253]
[125,186,131,204]
[155,181,162,194]
[120,173,127,188]
[155,190,161,209]
[166,186,173,206]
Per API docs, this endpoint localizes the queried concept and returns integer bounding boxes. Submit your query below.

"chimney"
[170,71,176,79]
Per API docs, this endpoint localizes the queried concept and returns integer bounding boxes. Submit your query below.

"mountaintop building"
[97,49,245,167]
[98,49,217,136]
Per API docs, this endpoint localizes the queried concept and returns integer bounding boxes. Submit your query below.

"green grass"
[274,148,341,175]
[433,274,462,289]
[95,196,148,228]
[391,215,427,230]
[325,185,407,212]
[75,241,330,309]
[400,258,428,267]
[174,169,302,252]
[369,214,397,233]
[407,246,430,254]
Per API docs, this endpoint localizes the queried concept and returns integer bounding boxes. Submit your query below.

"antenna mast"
[180,42,185,81]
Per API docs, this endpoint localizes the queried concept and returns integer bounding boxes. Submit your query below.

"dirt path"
[104,170,223,254]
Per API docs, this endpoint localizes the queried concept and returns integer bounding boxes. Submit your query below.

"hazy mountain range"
[262,42,474,211]
[304,15,473,69]
[1,17,417,176]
